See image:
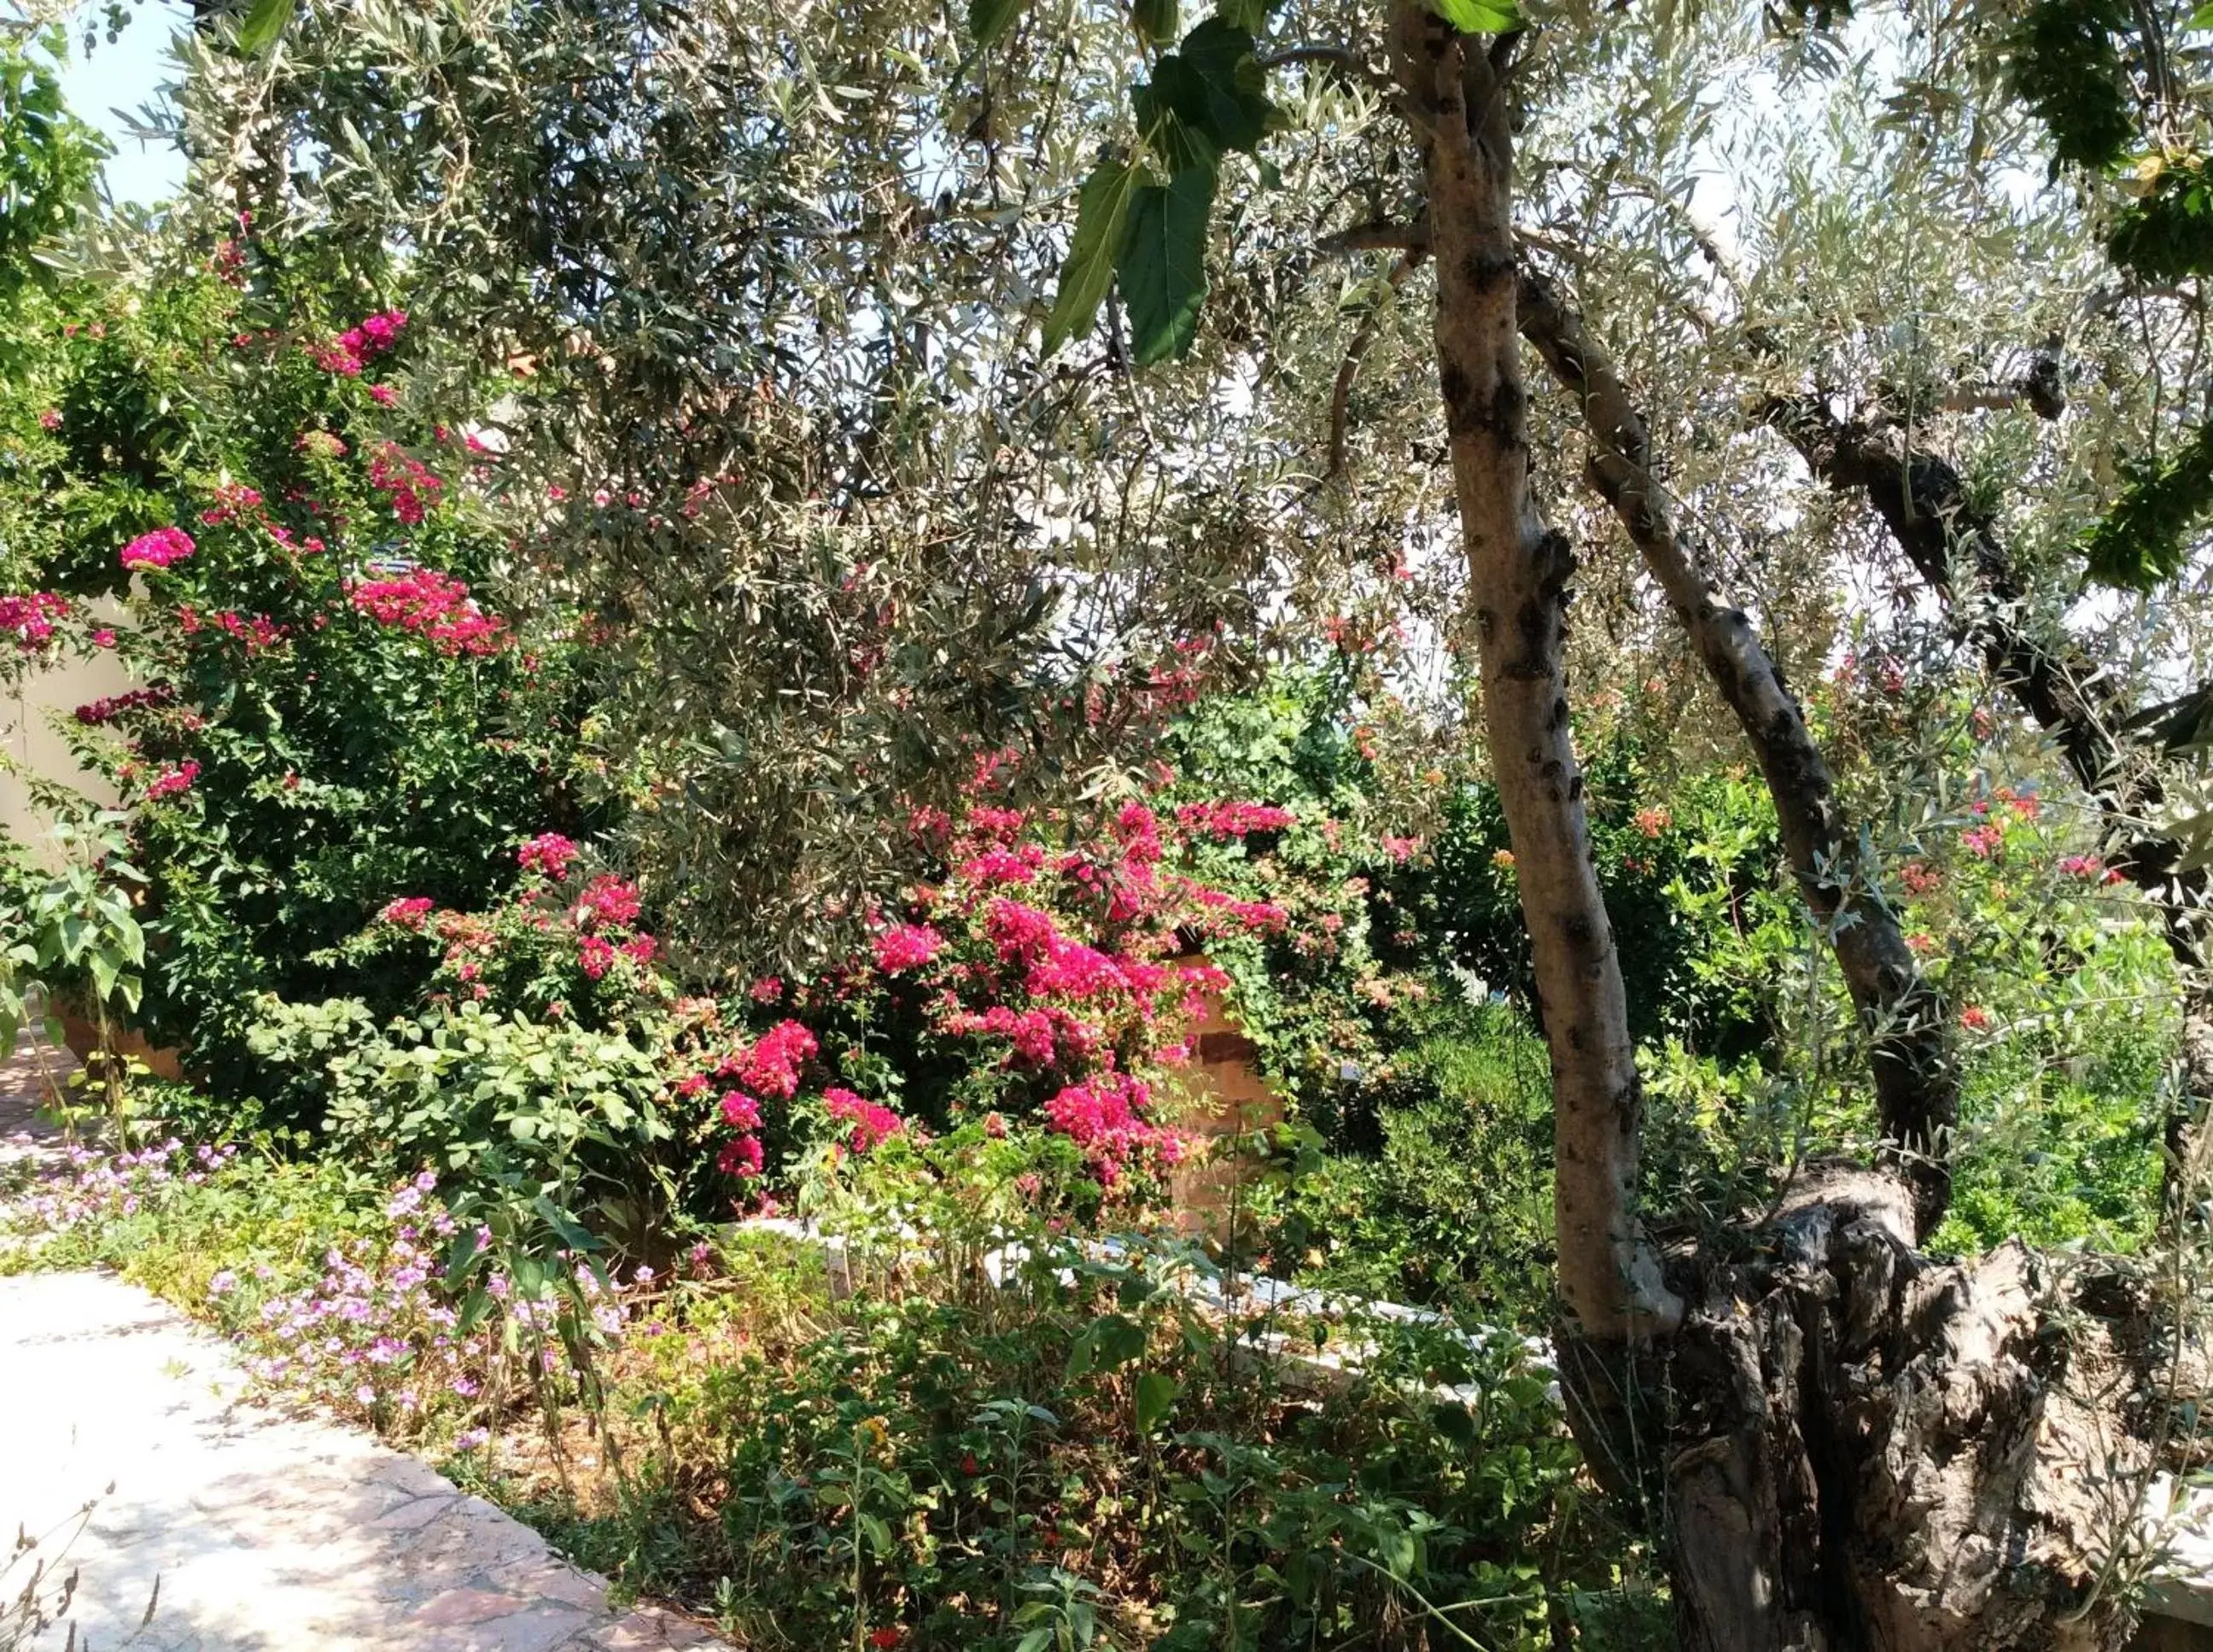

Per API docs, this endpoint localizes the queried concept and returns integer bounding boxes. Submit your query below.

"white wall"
[2,645,131,866]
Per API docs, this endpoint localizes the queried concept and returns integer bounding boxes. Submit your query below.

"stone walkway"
[0,1040,728,1651]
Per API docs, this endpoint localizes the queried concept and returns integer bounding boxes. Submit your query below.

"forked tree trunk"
[1665,1166,2145,1652]
[1388,13,2152,1643]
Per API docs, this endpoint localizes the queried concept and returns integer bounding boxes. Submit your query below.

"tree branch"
[1328,251,1422,480]
[1316,217,1430,256]
[1768,394,2213,1214]
[1254,42,1396,91]
[1520,267,1958,1235]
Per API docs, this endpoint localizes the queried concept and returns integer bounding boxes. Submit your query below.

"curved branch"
[1520,269,1959,1236]
[1328,251,1422,479]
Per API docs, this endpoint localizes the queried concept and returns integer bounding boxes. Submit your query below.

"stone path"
[0,1272,724,1651]
[0,1028,75,1182]
[0,1037,729,1652]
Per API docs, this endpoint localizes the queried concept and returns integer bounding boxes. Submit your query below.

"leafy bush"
[1264,1001,1557,1322]
[1,260,597,1110]
[478,1135,1664,1652]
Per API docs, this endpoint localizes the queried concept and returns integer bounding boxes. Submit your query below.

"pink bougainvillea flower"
[348,568,506,656]
[719,1019,818,1100]
[825,1088,905,1153]
[517,832,581,882]
[1174,800,1295,840]
[571,873,643,931]
[379,897,435,929]
[144,760,201,801]
[0,592,69,651]
[120,527,196,571]
[873,923,944,973]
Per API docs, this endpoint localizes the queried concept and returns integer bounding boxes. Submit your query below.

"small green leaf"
[1134,1371,1179,1433]
[1115,165,1216,363]
[1043,157,1139,354]
[1066,1327,1097,1381]
[1131,0,1179,44]
[1434,0,1520,32]
[2190,0,2213,30]
[236,0,295,54]
[970,0,1028,48]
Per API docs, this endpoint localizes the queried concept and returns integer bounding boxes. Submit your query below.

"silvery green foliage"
[164,0,2213,943]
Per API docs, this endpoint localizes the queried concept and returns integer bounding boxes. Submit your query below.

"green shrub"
[1263,1001,1556,1322]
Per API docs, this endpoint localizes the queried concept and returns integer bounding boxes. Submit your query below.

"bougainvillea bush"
[0,255,596,1106]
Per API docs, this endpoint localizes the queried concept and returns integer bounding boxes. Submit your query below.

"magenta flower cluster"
[120,527,197,571]
[0,591,69,651]
[348,567,507,656]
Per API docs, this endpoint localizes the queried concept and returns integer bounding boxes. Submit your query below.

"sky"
[48,0,190,207]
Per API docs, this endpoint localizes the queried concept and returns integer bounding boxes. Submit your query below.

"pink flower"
[749,976,784,1004]
[1961,823,2005,859]
[577,934,618,979]
[144,760,200,801]
[1042,1071,1177,1184]
[571,873,643,931]
[0,592,69,651]
[365,442,444,526]
[1959,1005,1992,1031]
[1175,801,1296,840]
[719,1091,762,1130]
[38,408,61,430]
[825,1088,905,1153]
[91,628,116,648]
[716,1135,764,1177]
[367,383,397,406]
[517,832,581,881]
[873,923,944,973]
[120,527,196,570]
[720,1020,818,1100]
[380,896,435,929]
[349,568,506,656]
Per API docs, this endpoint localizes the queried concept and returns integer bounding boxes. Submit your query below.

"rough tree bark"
[1388,3,1679,1342]
[1664,1166,2146,1652]
[1772,400,2213,1211]
[1519,273,1959,1239]
[1375,17,2146,1644]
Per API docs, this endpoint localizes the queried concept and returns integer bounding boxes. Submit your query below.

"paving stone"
[0,1270,730,1651]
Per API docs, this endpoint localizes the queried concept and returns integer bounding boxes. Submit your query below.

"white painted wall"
[2,646,131,865]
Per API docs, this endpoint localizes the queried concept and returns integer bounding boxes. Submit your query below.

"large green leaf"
[1434,0,1521,32]
[1115,166,1216,363]
[1131,0,1180,44]
[236,0,296,54]
[1134,18,1276,167]
[1043,157,1139,354]
[970,0,1029,48]
[1134,1371,1180,1433]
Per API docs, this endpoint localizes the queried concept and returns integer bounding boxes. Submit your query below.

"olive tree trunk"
[1386,15,2151,1643]
[1390,3,1679,1342]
